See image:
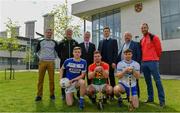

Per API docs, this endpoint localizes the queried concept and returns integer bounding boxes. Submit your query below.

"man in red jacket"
[140,23,165,107]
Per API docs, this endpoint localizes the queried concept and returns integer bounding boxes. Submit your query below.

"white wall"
[121,0,180,51]
[121,0,161,42]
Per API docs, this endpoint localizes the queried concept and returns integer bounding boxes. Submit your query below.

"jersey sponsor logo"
[67,63,76,68]
[76,64,84,68]
[67,63,84,68]
[69,68,81,73]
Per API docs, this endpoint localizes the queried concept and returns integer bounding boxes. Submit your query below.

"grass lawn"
[0,71,180,112]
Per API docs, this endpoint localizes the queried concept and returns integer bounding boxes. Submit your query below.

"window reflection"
[92,8,121,49]
[160,0,180,40]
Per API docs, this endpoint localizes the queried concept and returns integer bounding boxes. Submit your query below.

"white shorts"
[92,84,106,92]
[65,81,78,94]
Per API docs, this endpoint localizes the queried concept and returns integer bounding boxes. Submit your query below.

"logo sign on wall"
[135,2,143,13]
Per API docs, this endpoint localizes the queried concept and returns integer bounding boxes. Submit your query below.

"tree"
[0,18,20,79]
[50,0,82,40]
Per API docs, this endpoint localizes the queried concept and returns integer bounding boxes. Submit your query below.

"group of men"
[35,23,165,110]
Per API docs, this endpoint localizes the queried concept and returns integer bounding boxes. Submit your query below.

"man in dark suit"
[79,31,96,85]
[98,26,118,99]
[117,32,141,97]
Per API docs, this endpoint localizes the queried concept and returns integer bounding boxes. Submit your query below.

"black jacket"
[79,42,96,66]
[57,38,78,67]
[98,38,118,65]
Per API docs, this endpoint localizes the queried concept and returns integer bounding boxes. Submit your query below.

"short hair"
[123,49,133,53]
[73,46,81,51]
[94,50,101,55]
[103,26,110,32]
[142,23,149,28]
[45,29,53,32]
[84,31,90,34]
[66,28,73,33]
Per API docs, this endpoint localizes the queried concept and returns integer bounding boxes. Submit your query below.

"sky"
[0,0,91,41]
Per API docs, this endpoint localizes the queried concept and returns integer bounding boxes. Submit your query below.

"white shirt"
[117,60,140,87]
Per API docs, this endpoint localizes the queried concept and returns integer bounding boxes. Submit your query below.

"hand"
[69,79,74,84]
[112,63,116,69]
[95,66,103,72]
[127,67,133,73]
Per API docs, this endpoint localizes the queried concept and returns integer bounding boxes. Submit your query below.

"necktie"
[85,43,89,52]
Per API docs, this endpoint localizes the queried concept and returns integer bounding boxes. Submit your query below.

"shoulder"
[72,39,78,43]
[117,60,125,66]
[89,42,95,45]
[51,40,58,44]
[89,63,95,68]
[102,62,109,66]
[81,58,86,62]
[101,62,109,69]
[132,60,140,66]
[38,39,45,43]
[111,38,117,42]
[79,42,84,46]
[59,39,66,44]
[65,58,73,63]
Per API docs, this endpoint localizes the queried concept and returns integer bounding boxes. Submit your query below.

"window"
[160,0,180,40]
[92,8,121,48]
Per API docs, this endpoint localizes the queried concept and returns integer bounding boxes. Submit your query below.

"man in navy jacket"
[98,26,118,99]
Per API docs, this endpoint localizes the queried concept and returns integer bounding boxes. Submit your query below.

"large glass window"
[92,8,121,48]
[160,0,180,40]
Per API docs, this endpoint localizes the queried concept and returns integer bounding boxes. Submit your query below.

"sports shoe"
[79,98,84,110]
[50,95,55,100]
[160,102,165,107]
[144,99,154,103]
[103,96,107,104]
[35,96,42,101]
[118,97,123,107]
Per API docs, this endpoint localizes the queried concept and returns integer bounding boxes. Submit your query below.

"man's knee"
[78,79,85,86]
[105,85,113,95]
[114,85,120,94]
[87,85,95,96]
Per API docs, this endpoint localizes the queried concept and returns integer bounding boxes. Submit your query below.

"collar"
[104,36,110,40]
[125,40,131,45]
[123,60,133,64]
[84,41,89,44]
[73,58,81,62]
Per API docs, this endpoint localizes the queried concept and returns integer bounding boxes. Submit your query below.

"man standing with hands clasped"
[140,23,165,107]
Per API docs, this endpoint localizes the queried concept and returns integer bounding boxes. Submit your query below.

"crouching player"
[114,49,140,108]
[87,51,113,103]
[59,47,87,109]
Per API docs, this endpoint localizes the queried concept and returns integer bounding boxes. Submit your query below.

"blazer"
[79,42,96,66]
[98,38,118,64]
[117,40,141,64]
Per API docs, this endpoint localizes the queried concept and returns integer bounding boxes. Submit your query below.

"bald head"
[124,32,132,43]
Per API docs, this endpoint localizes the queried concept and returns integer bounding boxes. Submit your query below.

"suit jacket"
[79,42,96,66]
[117,40,141,64]
[98,38,118,65]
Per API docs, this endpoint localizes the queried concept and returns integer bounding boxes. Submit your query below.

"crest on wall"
[135,2,143,13]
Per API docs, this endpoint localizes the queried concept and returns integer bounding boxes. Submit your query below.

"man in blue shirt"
[59,47,87,110]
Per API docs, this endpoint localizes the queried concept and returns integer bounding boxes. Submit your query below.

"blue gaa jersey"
[62,58,87,80]
[117,60,140,87]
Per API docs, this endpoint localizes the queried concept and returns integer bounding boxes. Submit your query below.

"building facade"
[72,0,180,75]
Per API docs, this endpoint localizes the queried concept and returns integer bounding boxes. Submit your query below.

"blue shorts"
[119,82,137,96]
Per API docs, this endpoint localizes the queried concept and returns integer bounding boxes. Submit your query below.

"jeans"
[142,61,165,103]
